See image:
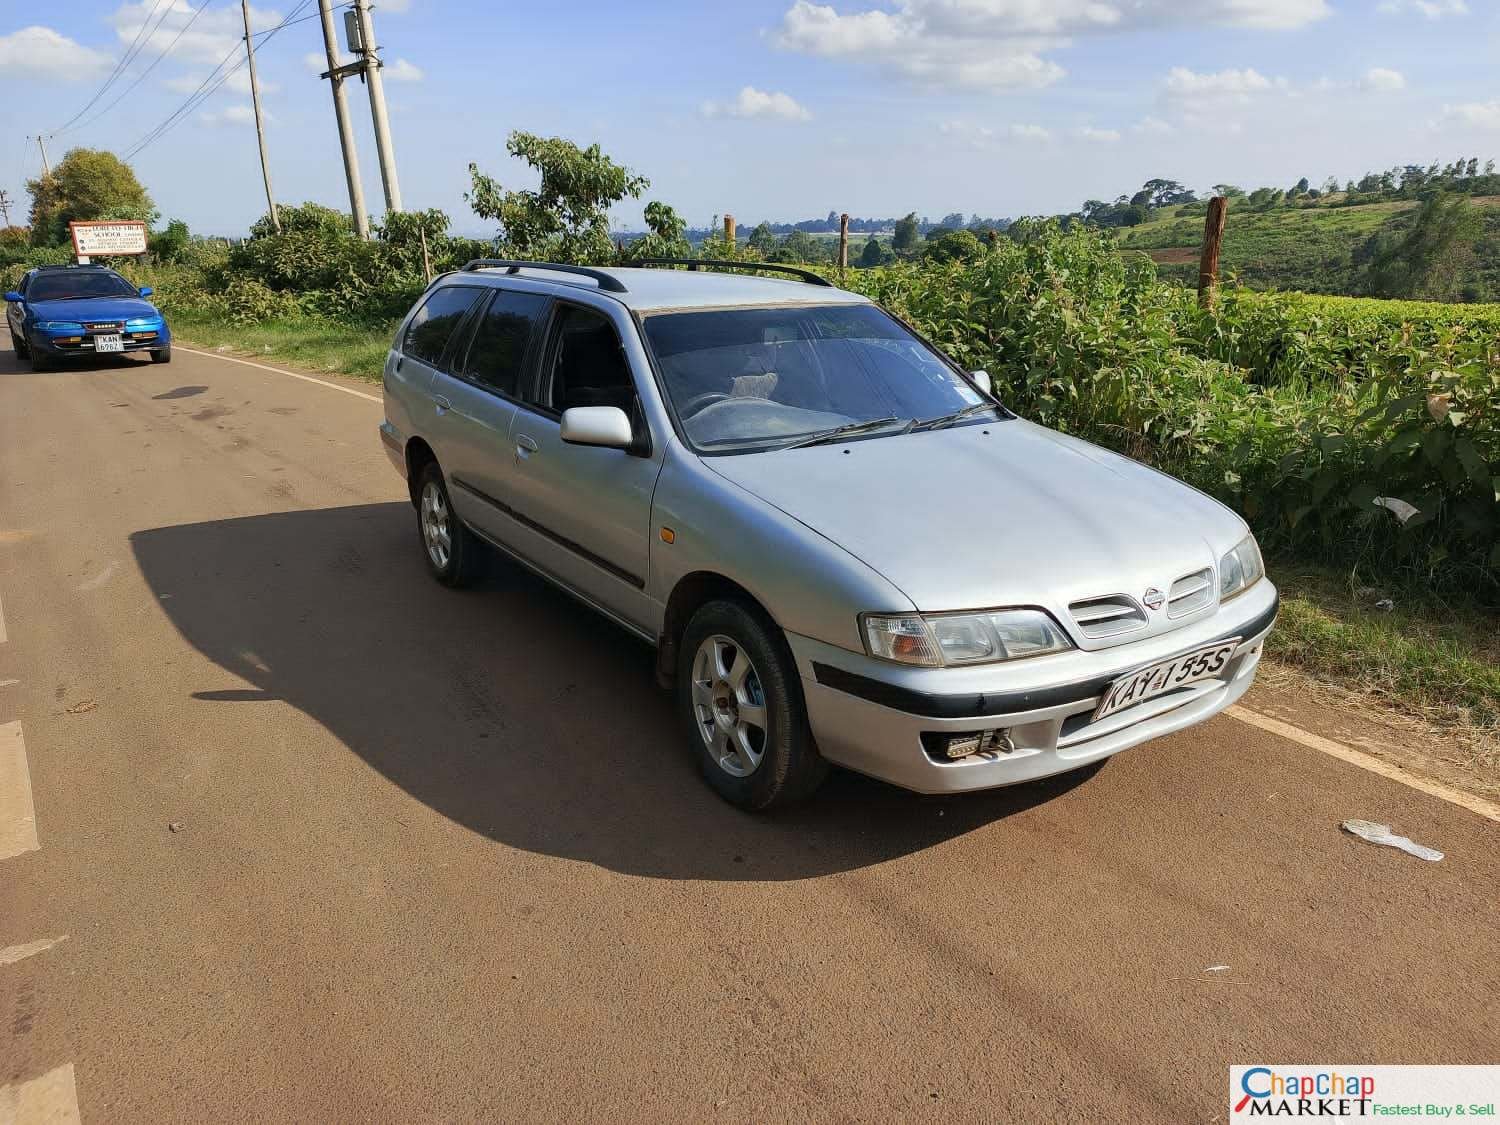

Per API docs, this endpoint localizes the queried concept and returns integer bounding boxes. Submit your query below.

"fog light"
[943,733,984,760]
[928,728,1016,761]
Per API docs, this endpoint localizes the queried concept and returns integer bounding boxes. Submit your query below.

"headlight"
[125,316,162,328]
[1219,535,1264,601]
[862,608,1073,667]
[36,321,84,332]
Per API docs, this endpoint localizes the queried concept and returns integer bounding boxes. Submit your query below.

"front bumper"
[790,581,1277,794]
[34,327,170,357]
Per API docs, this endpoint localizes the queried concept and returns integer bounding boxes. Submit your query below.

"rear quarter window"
[403,286,483,367]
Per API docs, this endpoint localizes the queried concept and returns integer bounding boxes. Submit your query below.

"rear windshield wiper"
[779,416,911,450]
[912,402,1000,432]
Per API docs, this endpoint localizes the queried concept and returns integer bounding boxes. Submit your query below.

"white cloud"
[773,0,1329,92]
[701,86,812,122]
[1440,100,1500,128]
[1075,125,1121,142]
[1009,123,1052,141]
[1163,66,1275,104]
[1377,0,1467,16]
[198,104,265,127]
[1132,115,1174,134]
[303,51,326,74]
[111,1,284,67]
[0,25,113,79]
[1361,67,1406,91]
[385,57,423,82]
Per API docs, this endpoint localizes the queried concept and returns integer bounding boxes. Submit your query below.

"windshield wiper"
[912,402,1000,432]
[779,416,912,450]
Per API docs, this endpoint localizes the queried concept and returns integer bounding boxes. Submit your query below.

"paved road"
[0,341,1495,1122]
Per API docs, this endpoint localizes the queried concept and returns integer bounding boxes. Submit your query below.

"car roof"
[458,264,870,313]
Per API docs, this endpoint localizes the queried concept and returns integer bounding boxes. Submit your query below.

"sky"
[3,0,1500,237]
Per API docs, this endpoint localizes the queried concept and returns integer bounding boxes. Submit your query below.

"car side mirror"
[971,369,992,395]
[3,292,21,303]
[560,405,634,451]
[139,286,153,297]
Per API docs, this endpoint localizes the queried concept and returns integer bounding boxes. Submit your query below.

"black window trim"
[514,297,654,457]
[402,282,488,369]
[444,286,551,406]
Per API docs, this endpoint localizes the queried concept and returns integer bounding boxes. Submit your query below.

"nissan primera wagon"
[380,259,1276,810]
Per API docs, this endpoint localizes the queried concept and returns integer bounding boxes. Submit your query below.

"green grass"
[1267,563,1500,744]
[171,310,394,382]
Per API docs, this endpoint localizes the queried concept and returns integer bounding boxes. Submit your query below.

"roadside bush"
[222,277,301,325]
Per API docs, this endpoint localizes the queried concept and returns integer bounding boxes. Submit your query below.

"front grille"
[84,322,123,332]
[1167,568,1214,618]
[1068,594,1147,639]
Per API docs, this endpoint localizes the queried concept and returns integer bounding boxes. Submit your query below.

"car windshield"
[641,303,993,452]
[27,271,140,302]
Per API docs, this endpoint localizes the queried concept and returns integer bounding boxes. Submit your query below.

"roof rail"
[461,259,628,293]
[626,257,835,288]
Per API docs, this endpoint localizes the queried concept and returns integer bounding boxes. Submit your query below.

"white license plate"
[1092,638,1241,721]
[93,334,123,353]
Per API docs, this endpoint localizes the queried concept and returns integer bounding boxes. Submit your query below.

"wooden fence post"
[724,213,735,249]
[1198,196,1228,309]
[838,213,849,275]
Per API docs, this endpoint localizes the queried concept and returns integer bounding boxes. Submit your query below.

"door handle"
[433,394,451,415]
[515,433,539,458]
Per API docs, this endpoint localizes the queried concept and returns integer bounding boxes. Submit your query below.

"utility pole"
[1197,195,1228,310]
[0,191,11,227]
[241,0,280,233]
[838,212,849,275]
[316,0,369,238]
[35,135,51,177]
[351,0,402,214]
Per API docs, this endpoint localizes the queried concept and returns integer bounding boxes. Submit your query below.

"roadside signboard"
[69,220,149,260]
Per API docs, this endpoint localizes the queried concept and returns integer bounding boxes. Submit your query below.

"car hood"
[704,419,1247,614]
[28,297,161,322]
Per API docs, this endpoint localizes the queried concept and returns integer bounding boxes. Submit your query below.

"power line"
[123,0,316,162]
[51,0,173,134]
[68,0,225,137]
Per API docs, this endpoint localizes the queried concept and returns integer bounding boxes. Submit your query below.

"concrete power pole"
[0,191,11,227]
[316,0,370,238]
[36,135,52,177]
[241,0,280,233]
[351,0,402,214]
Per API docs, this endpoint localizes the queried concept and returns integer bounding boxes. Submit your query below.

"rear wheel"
[678,600,828,811]
[150,346,171,364]
[415,462,484,587]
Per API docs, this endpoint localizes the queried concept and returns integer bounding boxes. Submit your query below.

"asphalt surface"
[0,339,1495,1122]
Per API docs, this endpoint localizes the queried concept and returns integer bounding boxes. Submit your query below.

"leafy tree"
[148,219,191,262]
[466,132,647,263]
[1365,193,1480,300]
[771,230,826,263]
[1210,184,1245,200]
[0,226,29,251]
[623,201,691,259]
[747,221,777,255]
[1289,176,1310,198]
[26,148,156,247]
[938,211,966,230]
[892,211,919,253]
[858,235,884,268]
[922,228,983,263]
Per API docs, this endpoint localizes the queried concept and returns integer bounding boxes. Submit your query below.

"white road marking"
[177,345,382,404]
[0,1063,82,1125]
[0,680,17,689]
[0,590,7,644]
[0,936,67,966]
[1226,705,1500,823]
[0,721,39,860]
[76,562,118,592]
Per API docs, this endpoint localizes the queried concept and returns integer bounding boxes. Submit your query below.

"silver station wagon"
[381,259,1277,810]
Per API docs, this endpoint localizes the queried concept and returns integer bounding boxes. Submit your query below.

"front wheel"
[415,462,484,587]
[151,346,171,364]
[678,600,828,811]
[9,331,28,360]
[29,340,53,372]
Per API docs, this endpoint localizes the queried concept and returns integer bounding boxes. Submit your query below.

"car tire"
[10,331,28,360]
[151,347,171,364]
[415,461,484,588]
[29,340,53,372]
[678,599,829,811]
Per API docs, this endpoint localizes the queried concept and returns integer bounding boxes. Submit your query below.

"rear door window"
[403,286,483,366]
[458,290,551,398]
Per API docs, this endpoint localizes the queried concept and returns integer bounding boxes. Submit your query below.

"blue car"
[5,263,171,371]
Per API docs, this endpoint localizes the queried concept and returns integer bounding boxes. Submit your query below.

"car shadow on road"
[131,503,1101,881]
